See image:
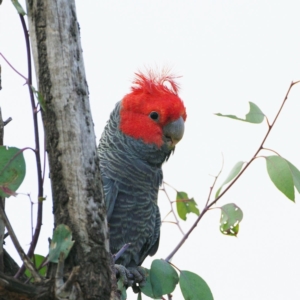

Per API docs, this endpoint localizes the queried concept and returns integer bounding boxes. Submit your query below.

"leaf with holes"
[176,191,199,221]
[48,224,74,263]
[266,156,294,201]
[220,203,243,236]
[215,161,245,198]
[148,259,178,298]
[179,271,213,300]
[0,146,26,198]
[215,102,265,124]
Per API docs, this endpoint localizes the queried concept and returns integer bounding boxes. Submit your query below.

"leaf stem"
[261,147,281,156]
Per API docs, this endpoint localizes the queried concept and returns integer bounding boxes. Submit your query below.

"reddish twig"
[165,80,300,261]
[14,14,44,279]
[161,182,184,235]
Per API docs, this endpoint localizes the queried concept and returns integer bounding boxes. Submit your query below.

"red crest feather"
[131,69,180,95]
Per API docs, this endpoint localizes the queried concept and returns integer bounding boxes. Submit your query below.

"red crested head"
[120,70,187,147]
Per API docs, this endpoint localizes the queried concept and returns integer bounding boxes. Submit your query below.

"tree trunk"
[22,0,117,299]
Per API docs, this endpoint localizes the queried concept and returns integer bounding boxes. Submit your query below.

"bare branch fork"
[165,80,300,262]
[161,182,184,235]
[0,201,41,281]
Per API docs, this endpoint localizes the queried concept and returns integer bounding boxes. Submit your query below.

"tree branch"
[0,201,41,281]
[14,13,44,279]
[165,80,300,262]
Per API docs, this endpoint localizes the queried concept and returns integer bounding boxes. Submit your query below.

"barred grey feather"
[98,101,171,267]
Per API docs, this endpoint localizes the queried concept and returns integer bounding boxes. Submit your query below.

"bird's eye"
[149,111,159,121]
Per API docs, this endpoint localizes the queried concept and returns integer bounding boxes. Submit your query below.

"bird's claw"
[115,264,146,288]
[127,266,146,286]
[115,264,133,287]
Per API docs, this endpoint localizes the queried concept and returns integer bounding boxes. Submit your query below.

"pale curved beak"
[163,116,185,148]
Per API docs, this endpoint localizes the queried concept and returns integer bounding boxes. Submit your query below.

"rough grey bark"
[24,0,116,299]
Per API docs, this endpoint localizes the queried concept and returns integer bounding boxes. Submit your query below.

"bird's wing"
[102,175,118,221]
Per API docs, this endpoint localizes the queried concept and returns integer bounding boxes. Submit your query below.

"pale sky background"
[1,1,300,299]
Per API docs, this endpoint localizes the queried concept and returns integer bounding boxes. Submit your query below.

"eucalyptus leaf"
[48,224,74,263]
[215,102,264,124]
[0,146,26,198]
[266,156,294,201]
[176,191,199,220]
[150,259,179,298]
[179,270,213,300]
[286,160,300,194]
[24,254,47,281]
[11,0,26,15]
[220,203,243,236]
[215,161,245,198]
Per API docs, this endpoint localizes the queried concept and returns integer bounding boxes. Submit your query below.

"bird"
[97,69,186,287]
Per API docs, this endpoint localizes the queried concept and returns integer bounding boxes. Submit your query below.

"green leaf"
[11,0,26,15]
[48,224,74,263]
[31,86,46,111]
[176,191,199,221]
[265,156,294,201]
[24,254,47,281]
[0,146,26,198]
[179,271,213,300]
[220,203,243,236]
[117,280,127,300]
[215,102,265,124]
[140,268,155,298]
[215,161,245,198]
[149,259,179,298]
[286,161,300,194]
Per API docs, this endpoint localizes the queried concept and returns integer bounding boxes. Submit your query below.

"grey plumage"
[98,101,171,267]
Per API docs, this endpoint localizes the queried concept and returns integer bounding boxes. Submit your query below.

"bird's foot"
[115,264,133,287]
[115,265,146,289]
[127,266,146,286]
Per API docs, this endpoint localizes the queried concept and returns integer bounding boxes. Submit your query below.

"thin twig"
[0,53,28,83]
[205,155,224,208]
[165,81,300,261]
[163,181,178,192]
[113,243,131,262]
[3,117,12,126]
[162,221,179,225]
[0,201,41,281]
[161,182,184,235]
[161,210,173,221]
[15,14,44,279]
